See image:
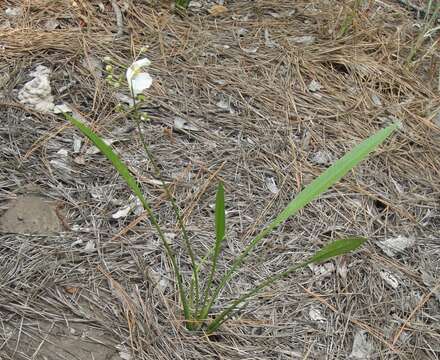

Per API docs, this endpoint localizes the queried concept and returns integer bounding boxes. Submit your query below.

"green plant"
[63,57,398,333]
[338,0,362,37]
[65,111,398,333]
[175,0,191,11]
[406,0,440,65]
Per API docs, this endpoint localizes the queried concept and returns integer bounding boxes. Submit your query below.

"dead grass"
[0,0,439,359]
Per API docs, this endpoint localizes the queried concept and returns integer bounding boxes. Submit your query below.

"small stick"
[55,202,71,231]
[111,212,149,241]
[392,281,440,345]
[110,0,124,38]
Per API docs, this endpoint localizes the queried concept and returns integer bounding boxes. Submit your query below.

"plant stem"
[406,0,440,65]
[64,112,192,325]
[198,183,225,322]
[131,93,200,326]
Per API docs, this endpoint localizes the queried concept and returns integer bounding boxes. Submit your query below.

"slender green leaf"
[215,183,226,246]
[309,237,366,264]
[256,124,397,233]
[200,123,398,321]
[175,0,191,10]
[206,237,366,333]
[64,113,192,323]
[198,183,226,322]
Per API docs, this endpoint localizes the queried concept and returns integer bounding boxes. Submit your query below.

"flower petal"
[130,72,153,96]
[126,58,152,96]
[132,58,151,69]
[126,58,151,83]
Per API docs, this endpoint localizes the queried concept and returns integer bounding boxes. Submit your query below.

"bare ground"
[0,0,439,359]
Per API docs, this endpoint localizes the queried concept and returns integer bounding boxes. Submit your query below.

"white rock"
[377,235,415,257]
[84,239,95,252]
[119,348,132,360]
[308,80,322,92]
[309,307,326,322]
[18,65,55,113]
[242,46,259,54]
[309,262,335,278]
[371,94,382,106]
[214,79,226,85]
[216,99,235,114]
[44,19,60,30]
[379,270,399,289]
[164,232,176,241]
[49,158,71,174]
[311,150,333,165]
[30,65,50,77]
[112,205,131,219]
[5,7,22,17]
[189,1,202,8]
[265,177,279,194]
[57,148,69,157]
[127,195,143,216]
[289,35,315,45]
[173,117,199,131]
[71,238,83,246]
[349,331,375,359]
[53,103,72,114]
[116,344,132,360]
[237,28,248,36]
[73,136,82,153]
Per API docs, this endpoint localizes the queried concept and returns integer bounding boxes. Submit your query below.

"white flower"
[126,58,153,97]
